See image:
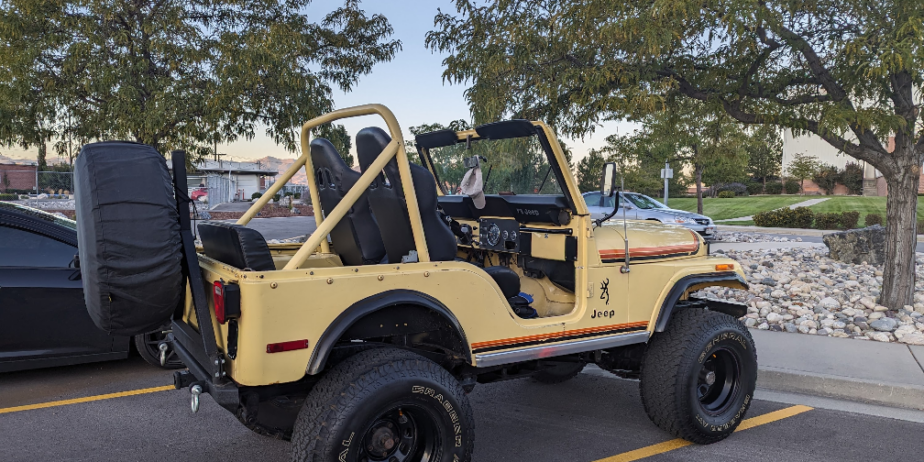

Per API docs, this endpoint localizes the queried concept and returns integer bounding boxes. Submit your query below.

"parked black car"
[0,202,182,372]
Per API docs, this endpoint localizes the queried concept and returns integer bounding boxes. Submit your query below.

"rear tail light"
[267,340,310,353]
[212,281,241,324]
[213,281,226,323]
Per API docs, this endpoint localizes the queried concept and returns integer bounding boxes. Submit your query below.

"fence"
[37,171,74,195]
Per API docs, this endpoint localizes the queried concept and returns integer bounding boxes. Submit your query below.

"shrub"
[812,165,840,195]
[815,213,841,229]
[251,192,263,200]
[717,190,735,198]
[765,182,784,194]
[273,194,281,202]
[746,182,764,195]
[840,211,860,229]
[0,193,18,200]
[294,192,301,199]
[783,180,801,194]
[753,207,814,228]
[842,163,864,195]
[865,213,882,227]
[713,182,748,196]
[284,191,294,197]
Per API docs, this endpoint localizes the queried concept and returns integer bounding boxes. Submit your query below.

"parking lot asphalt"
[3,357,923,462]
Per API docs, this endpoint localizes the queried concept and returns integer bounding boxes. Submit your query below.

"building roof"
[170,160,278,176]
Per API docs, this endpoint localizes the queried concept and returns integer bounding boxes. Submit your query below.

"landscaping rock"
[822,225,887,266]
[692,244,924,344]
[870,318,898,332]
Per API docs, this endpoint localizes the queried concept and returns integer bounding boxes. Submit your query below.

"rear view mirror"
[601,163,618,197]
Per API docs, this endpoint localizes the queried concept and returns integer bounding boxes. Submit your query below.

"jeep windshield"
[415,120,565,197]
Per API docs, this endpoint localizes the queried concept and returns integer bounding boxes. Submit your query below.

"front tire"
[292,348,475,462]
[639,309,757,444]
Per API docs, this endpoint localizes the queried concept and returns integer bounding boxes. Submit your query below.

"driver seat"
[356,127,457,263]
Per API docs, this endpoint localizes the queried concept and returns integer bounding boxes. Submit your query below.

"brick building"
[0,163,36,192]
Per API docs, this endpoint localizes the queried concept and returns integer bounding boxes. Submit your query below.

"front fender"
[653,272,749,332]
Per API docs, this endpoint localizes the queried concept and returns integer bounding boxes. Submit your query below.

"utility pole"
[660,162,673,206]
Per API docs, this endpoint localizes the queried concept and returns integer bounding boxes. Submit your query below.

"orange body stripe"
[599,230,699,259]
[472,321,648,350]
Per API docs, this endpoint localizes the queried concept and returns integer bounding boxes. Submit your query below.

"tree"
[316,123,354,167]
[0,0,400,161]
[745,125,783,190]
[813,164,841,195]
[787,154,821,195]
[575,149,606,192]
[427,1,924,308]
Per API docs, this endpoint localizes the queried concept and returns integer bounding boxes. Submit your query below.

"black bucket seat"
[198,222,275,271]
[311,138,386,266]
[355,127,457,263]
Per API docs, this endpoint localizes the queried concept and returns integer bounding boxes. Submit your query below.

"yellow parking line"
[0,385,175,415]
[595,405,813,462]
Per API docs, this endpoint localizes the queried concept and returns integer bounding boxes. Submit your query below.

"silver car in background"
[582,191,717,238]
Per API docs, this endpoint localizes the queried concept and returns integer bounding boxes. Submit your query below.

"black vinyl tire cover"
[74,141,183,336]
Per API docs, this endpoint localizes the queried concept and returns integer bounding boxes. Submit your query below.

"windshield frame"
[416,121,581,215]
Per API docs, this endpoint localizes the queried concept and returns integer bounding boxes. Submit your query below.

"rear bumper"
[168,321,239,412]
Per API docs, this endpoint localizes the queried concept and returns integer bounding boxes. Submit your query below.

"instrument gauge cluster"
[477,218,520,252]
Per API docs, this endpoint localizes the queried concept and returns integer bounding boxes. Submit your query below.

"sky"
[2,0,637,164]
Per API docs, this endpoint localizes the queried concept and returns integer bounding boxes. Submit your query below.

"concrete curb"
[718,224,924,242]
[757,366,924,411]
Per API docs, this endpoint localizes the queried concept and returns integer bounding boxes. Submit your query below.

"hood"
[647,207,710,220]
[595,220,702,262]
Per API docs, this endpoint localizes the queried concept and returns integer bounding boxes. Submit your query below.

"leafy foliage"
[865,213,883,227]
[765,182,784,195]
[753,207,814,228]
[717,191,735,199]
[746,182,764,195]
[841,211,860,229]
[745,125,783,185]
[786,153,821,193]
[576,149,606,193]
[0,0,400,160]
[813,165,841,195]
[784,180,801,194]
[426,0,924,305]
[814,213,841,230]
[841,163,865,195]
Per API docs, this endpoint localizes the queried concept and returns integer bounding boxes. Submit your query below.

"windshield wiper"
[536,166,553,193]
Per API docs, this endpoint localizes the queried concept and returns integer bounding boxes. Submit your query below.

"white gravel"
[699,247,924,344]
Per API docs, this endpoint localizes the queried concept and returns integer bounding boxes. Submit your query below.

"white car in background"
[583,191,717,238]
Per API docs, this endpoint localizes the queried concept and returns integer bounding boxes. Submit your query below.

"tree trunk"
[695,163,704,215]
[879,158,920,309]
[37,142,47,171]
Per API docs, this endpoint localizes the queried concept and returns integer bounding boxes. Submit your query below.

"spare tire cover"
[74,141,183,336]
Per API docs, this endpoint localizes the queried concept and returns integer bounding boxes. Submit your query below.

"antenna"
[620,177,630,274]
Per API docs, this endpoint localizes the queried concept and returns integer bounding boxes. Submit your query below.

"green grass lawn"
[667,195,924,226]
[666,196,809,220]
[806,196,924,224]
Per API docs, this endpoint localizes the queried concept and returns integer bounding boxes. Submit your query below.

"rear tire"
[292,348,475,462]
[639,309,757,444]
[533,360,586,384]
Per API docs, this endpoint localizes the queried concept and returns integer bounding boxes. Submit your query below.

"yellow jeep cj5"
[75,105,756,462]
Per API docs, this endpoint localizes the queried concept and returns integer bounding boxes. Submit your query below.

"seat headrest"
[197,222,275,271]
[357,126,402,190]
[310,138,349,170]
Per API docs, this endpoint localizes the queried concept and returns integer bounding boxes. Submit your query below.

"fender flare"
[654,272,749,332]
[306,289,470,375]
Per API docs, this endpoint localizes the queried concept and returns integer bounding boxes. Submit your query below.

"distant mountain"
[255,156,308,185]
[0,153,71,165]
